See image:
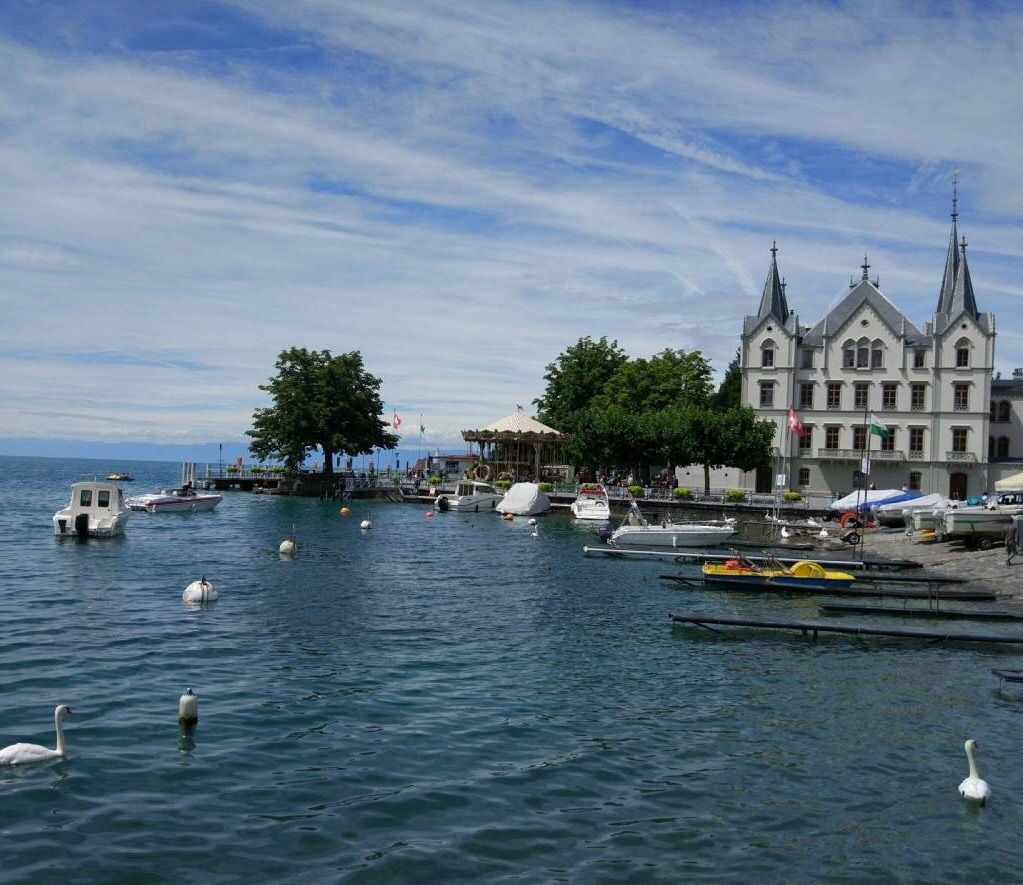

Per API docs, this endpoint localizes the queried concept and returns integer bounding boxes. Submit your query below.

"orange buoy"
[425,510,434,518]
[340,506,351,516]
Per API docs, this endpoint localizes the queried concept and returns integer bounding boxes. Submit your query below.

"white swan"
[182,576,218,603]
[0,704,73,765]
[780,526,791,539]
[958,739,991,804]
[818,528,829,539]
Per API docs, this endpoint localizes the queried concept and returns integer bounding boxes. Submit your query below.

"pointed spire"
[936,178,961,315]
[950,235,979,319]
[757,240,789,323]
[861,254,870,281]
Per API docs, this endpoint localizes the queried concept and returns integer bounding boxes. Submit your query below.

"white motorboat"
[126,482,222,513]
[53,480,131,537]
[496,482,551,516]
[570,485,611,521]
[435,480,504,513]
[609,502,736,548]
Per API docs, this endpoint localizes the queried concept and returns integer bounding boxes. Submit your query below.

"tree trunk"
[321,444,334,476]
[703,462,711,496]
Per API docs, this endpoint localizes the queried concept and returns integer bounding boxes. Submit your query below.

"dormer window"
[761,339,776,368]
[913,349,925,369]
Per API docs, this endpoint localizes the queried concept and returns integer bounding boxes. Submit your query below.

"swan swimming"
[0,704,74,765]
[958,739,991,805]
[182,576,218,603]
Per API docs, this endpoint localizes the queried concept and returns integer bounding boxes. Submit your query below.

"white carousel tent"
[461,407,566,482]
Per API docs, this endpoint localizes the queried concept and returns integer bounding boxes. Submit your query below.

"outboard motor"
[74,513,90,538]
[596,520,613,543]
[436,496,449,512]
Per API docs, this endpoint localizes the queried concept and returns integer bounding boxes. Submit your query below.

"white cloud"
[1,0,1022,452]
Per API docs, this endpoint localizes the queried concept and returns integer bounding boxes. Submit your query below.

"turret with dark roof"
[756,241,789,323]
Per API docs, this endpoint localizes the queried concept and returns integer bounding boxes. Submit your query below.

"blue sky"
[2,0,1022,460]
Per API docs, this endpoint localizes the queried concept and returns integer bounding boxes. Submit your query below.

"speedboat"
[608,502,736,548]
[570,485,611,521]
[53,480,131,537]
[126,482,222,513]
[106,472,134,481]
[701,556,856,591]
[435,480,504,513]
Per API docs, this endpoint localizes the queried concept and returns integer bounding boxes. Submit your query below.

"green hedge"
[627,484,644,497]
[725,489,747,502]
[495,479,512,490]
[673,487,694,499]
[538,482,554,492]
[782,491,803,502]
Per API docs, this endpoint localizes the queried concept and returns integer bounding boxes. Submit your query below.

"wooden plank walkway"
[583,545,925,572]
[659,574,992,600]
[669,612,1023,644]
[819,602,1023,622]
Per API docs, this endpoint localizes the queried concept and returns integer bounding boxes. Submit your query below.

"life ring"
[474,464,493,482]
[839,511,862,529]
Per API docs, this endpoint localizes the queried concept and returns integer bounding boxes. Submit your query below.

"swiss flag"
[787,407,804,436]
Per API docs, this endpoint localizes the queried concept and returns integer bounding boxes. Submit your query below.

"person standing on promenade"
[1005,521,1018,566]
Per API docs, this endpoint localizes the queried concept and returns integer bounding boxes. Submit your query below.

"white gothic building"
[739,199,999,500]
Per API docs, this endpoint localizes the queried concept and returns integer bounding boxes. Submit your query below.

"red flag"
[787,407,804,436]
[392,411,402,430]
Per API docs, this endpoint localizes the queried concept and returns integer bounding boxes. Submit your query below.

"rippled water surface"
[2,455,1023,883]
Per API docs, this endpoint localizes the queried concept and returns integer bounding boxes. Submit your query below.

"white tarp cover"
[875,492,946,514]
[496,482,551,516]
[829,489,920,513]
[995,471,1023,491]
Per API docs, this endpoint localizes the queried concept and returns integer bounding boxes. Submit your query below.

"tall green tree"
[714,348,742,410]
[685,405,774,494]
[533,336,628,434]
[247,347,397,475]
[596,348,714,412]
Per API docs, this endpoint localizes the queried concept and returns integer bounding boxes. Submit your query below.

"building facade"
[740,200,998,500]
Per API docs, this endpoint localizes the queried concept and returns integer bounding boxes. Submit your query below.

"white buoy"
[279,525,297,555]
[182,576,218,603]
[528,518,537,526]
[360,518,372,530]
[179,688,199,727]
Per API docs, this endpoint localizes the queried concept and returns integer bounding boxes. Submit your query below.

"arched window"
[991,401,998,421]
[761,339,776,368]
[999,401,1011,422]
[856,337,870,368]
[842,340,856,369]
[989,436,995,457]
[870,339,884,369]
[954,337,971,368]
[909,471,922,491]
[998,437,1010,458]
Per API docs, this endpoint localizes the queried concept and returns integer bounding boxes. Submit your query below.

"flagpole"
[858,406,871,560]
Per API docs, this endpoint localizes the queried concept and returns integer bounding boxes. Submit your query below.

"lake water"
[1,455,1022,883]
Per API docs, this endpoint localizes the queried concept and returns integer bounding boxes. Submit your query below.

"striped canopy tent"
[461,407,567,482]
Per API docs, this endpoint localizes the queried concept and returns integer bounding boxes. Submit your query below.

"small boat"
[106,472,134,481]
[609,502,736,548]
[435,480,504,512]
[126,482,222,513]
[701,556,856,591]
[570,485,611,521]
[53,480,131,537]
[496,482,551,516]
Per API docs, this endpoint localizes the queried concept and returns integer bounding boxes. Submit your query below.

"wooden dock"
[658,574,989,600]
[819,602,1023,622]
[583,545,923,572]
[670,612,1023,644]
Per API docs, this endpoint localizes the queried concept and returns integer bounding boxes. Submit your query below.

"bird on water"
[0,704,74,765]
[958,738,991,805]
